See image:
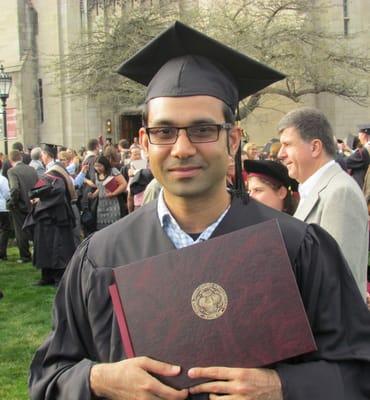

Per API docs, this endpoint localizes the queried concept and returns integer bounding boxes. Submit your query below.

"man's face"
[278,126,315,183]
[130,148,142,160]
[358,132,368,145]
[141,96,240,201]
[41,151,48,166]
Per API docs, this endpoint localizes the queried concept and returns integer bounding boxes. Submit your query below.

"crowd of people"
[0,113,370,297]
[1,20,370,400]
[0,138,155,287]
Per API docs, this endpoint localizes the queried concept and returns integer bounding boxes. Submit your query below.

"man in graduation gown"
[29,21,370,400]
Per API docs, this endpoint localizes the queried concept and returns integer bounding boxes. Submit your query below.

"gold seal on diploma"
[191,283,228,320]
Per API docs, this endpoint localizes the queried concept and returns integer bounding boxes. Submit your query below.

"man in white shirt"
[0,173,10,260]
[278,107,368,298]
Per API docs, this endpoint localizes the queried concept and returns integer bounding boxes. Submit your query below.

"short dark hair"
[118,139,130,149]
[277,107,336,158]
[12,142,24,152]
[9,150,22,163]
[87,138,99,151]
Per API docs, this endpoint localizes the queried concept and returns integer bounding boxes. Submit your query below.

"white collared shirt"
[298,160,335,203]
[46,160,56,171]
[0,175,10,212]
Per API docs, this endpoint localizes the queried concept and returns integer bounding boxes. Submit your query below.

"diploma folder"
[110,219,316,389]
[103,176,119,193]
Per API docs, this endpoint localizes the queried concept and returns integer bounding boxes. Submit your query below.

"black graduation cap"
[357,124,370,135]
[117,21,285,111]
[41,143,58,159]
[244,159,298,192]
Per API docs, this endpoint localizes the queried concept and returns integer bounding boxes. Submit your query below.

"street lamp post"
[0,65,12,155]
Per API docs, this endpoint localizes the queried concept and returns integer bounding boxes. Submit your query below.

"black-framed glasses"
[145,123,233,145]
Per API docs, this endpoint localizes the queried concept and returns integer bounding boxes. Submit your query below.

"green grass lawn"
[0,247,56,400]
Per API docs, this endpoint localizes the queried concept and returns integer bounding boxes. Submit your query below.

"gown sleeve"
[29,239,100,400]
[276,224,370,400]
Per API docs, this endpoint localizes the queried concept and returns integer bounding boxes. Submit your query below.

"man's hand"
[188,366,283,400]
[90,356,189,400]
[81,164,89,174]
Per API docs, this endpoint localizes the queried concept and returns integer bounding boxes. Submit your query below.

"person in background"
[80,139,100,236]
[346,125,370,188]
[245,159,298,215]
[24,152,77,286]
[268,142,282,161]
[118,139,130,166]
[103,145,121,170]
[58,150,89,246]
[13,142,31,165]
[59,149,77,176]
[128,167,154,212]
[67,148,81,175]
[58,151,88,189]
[29,147,46,178]
[2,142,31,179]
[142,177,162,205]
[0,153,4,172]
[121,147,143,179]
[88,155,127,230]
[278,107,368,298]
[335,139,350,170]
[242,142,259,160]
[0,172,10,260]
[7,150,38,263]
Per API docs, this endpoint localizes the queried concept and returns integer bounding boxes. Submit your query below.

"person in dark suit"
[7,150,38,262]
[2,142,31,179]
[346,125,370,187]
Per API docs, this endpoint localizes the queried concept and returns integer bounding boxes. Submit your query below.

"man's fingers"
[137,356,182,376]
[134,357,188,399]
[188,366,235,380]
[150,378,188,400]
[138,370,188,400]
[189,380,231,395]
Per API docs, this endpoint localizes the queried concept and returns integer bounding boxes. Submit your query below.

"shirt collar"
[298,160,335,201]
[157,189,230,249]
[46,160,56,171]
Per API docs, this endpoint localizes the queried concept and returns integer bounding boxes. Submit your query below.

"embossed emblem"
[191,283,228,320]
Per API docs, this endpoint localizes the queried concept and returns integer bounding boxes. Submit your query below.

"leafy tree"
[55,0,370,120]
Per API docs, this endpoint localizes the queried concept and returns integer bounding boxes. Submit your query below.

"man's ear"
[311,139,323,158]
[139,128,149,155]
[229,126,242,157]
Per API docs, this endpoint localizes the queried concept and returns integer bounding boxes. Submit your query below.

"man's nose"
[277,145,285,160]
[170,129,197,158]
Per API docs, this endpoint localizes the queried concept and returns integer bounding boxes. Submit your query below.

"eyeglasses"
[145,123,233,145]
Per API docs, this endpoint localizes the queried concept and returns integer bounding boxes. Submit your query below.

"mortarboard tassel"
[233,105,248,203]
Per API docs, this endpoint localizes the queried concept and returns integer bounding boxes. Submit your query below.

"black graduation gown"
[24,174,76,270]
[29,197,370,400]
[346,147,370,187]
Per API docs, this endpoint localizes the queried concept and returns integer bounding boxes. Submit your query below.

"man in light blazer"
[278,107,368,299]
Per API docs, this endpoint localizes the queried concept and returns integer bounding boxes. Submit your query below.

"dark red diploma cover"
[109,219,316,389]
[103,176,119,193]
